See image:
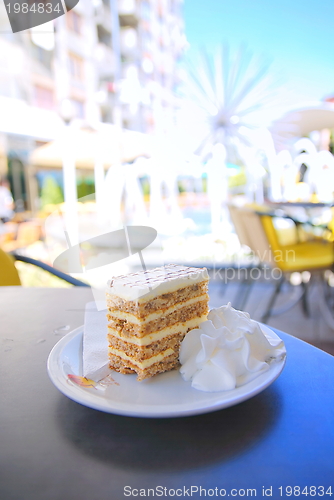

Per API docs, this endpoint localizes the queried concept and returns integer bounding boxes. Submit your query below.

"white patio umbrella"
[29,124,153,241]
[29,125,152,169]
[270,102,334,151]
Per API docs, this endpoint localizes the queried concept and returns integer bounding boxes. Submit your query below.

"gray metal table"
[1,287,333,500]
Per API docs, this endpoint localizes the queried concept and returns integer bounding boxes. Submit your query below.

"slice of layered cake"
[106,264,209,380]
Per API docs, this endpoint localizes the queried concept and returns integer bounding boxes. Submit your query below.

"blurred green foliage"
[77,177,95,199]
[40,176,63,208]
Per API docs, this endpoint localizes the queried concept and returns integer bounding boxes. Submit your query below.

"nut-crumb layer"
[107,300,208,337]
[106,281,208,319]
[108,332,185,360]
[108,352,180,381]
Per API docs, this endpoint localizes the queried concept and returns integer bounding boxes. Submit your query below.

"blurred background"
[1,0,334,352]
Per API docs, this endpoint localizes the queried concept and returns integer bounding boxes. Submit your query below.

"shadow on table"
[56,386,283,472]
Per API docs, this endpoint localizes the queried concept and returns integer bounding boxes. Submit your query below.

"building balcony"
[118,0,139,27]
[95,1,112,33]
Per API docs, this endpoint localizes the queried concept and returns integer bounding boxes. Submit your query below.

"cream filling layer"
[107,294,208,325]
[108,347,175,369]
[107,313,208,346]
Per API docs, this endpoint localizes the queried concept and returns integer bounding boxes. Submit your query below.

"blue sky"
[183,0,334,110]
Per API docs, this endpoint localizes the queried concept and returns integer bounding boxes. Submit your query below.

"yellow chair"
[0,248,90,287]
[228,205,334,322]
[0,249,21,285]
[260,214,333,272]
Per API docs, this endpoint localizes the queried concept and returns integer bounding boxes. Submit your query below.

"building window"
[71,99,85,119]
[31,45,53,70]
[140,0,151,19]
[68,53,84,80]
[33,85,54,110]
[67,10,82,34]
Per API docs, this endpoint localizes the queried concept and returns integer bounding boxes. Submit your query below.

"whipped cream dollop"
[179,303,286,392]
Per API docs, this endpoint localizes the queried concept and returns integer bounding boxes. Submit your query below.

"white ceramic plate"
[47,325,286,418]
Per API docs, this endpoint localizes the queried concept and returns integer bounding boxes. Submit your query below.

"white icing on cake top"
[107,264,209,301]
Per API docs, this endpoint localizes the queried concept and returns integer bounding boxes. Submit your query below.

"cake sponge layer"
[107,313,208,346]
[106,281,208,319]
[108,332,186,361]
[107,299,208,337]
[108,352,180,381]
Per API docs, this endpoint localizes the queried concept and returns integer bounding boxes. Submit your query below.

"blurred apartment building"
[0,0,186,209]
